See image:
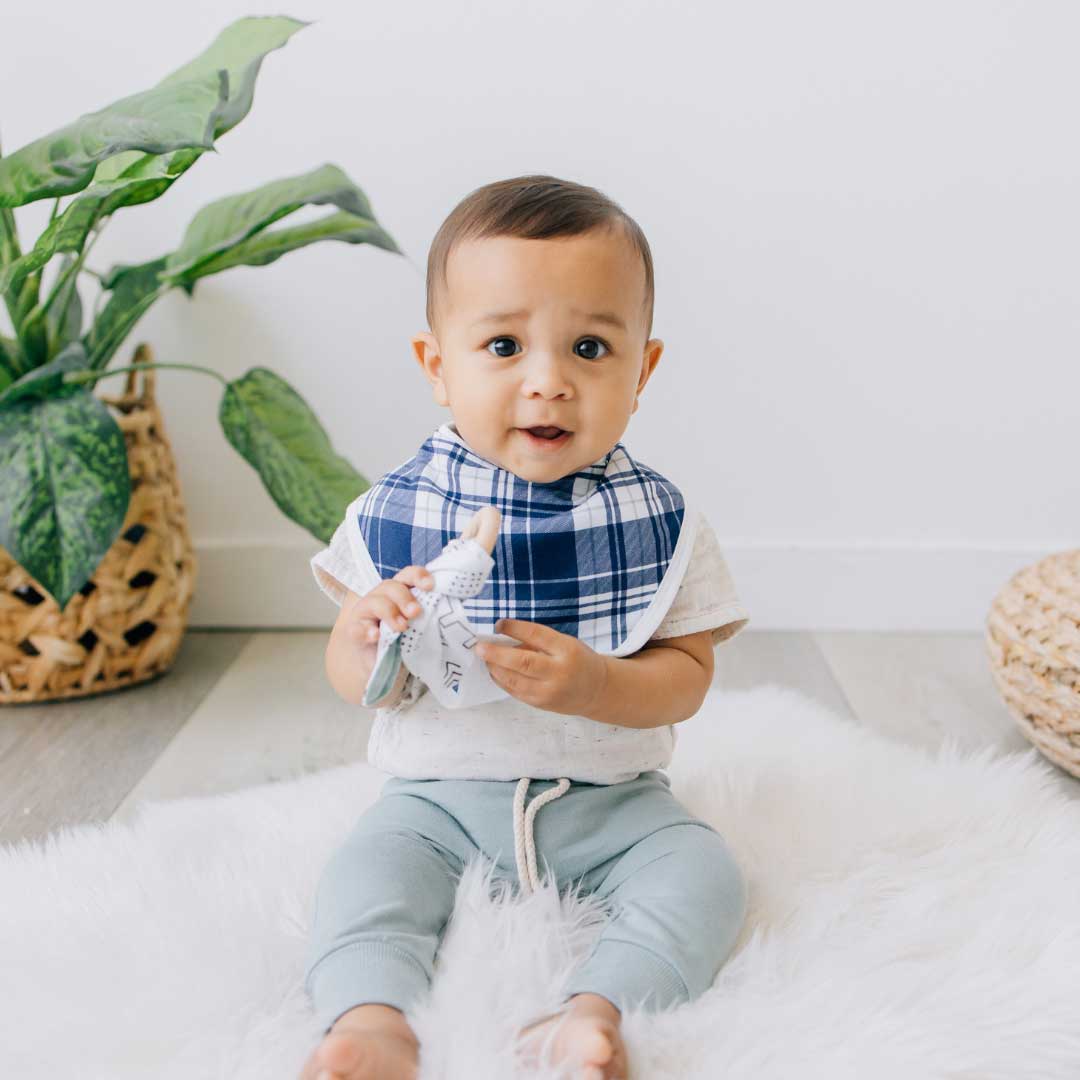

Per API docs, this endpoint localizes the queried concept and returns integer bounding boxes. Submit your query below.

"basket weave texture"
[986,548,1080,778]
[0,344,197,704]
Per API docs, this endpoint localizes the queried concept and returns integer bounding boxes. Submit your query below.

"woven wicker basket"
[986,549,1080,778]
[0,343,197,704]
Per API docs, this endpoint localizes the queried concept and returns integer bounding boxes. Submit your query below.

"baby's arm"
[583,629,715,729]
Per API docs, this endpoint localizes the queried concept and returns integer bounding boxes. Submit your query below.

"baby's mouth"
[517,426,573,448]
[525,426,569,440]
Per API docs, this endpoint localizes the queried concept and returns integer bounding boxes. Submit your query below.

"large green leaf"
[162,163,401,282]
[94,16,309,184]
[0,71,230,208]
[0,164,175,297]
[186,209,401,279]
[0,341,88,407]
[218,367,369,543]
[0,17,309,294]
[86,166,402,369]
[0,373,130,610]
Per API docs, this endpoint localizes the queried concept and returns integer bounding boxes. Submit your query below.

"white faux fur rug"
[3,684,1080,1079]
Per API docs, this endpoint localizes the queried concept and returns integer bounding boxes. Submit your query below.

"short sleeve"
[310,511,381,608]
[649,512,749,647]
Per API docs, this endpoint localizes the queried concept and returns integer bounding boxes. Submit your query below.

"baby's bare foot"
[516,992,628,1079]
[299,1004,419,1080]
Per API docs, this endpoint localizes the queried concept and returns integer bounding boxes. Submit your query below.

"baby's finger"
[394,564,436,591]
[344,612,381,645]
[378,579,426,624]
[357,592,411,632]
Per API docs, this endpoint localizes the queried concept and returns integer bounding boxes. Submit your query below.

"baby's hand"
[341,565,435,656]
[474,618,609,716]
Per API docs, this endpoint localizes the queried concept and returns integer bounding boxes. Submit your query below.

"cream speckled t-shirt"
[311,509,748,784]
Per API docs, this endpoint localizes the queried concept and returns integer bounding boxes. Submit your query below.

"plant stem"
[0,211,22,330]
[42,224,101,319]
[92,281,109,323]
[63,361,229,388]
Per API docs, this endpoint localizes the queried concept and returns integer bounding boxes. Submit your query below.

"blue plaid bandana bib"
[350,422,697,658]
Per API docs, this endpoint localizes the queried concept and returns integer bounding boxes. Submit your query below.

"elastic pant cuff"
[306,940,431,1034]
[561,938,689,1014]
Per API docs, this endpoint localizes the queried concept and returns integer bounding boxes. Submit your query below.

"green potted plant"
[0,15,405,702]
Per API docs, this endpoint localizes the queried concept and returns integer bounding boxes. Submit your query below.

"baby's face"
[412,226,664,483]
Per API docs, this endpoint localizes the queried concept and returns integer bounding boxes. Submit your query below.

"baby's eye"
[486,337,520,358]
[484,336,611,360]
[574,337,609,361]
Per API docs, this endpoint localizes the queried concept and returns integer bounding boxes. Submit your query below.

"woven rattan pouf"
[986,548,1080,779]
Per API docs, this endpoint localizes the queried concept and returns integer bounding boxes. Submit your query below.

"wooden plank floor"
[0,630,1075,846]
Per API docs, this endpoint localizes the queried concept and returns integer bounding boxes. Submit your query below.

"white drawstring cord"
[513,776,570,894]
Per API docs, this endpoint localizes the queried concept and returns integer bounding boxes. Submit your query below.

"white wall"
[4,1,1077,630]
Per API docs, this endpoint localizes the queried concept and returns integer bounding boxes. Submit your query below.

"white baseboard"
[186,540,1072,632]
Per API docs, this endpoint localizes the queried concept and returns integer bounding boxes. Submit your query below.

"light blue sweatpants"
[304,770,748,1034]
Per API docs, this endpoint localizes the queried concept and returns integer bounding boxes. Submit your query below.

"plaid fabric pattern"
[353,423,685,653]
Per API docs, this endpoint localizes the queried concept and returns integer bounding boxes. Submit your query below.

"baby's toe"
[586,1023,627,1080]
[315,1032,370,1077]
[299,1044,341,1080]
[579,1024,615,1065]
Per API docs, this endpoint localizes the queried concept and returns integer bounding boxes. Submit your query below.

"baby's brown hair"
[426,174,655,339]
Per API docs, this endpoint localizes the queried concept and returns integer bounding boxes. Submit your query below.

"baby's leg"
[562,821,748,1012]
[301,791,472,1079]
[518,819,746,1078]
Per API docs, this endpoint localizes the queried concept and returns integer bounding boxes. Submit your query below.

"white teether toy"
[362,506,520,708]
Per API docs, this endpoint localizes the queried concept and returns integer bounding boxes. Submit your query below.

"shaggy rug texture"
[2,684,1079,1079]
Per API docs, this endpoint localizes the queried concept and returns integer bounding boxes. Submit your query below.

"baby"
[299,174,750,1080]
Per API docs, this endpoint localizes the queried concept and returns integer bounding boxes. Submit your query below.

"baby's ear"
[411,331,437,365]
[411,332,449,405]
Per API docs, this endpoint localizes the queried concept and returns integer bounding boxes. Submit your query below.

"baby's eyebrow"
[472,309,627,331]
